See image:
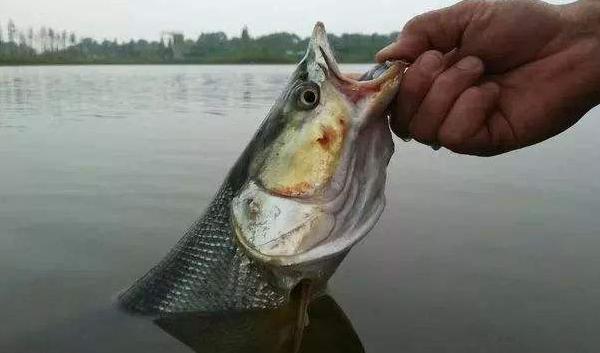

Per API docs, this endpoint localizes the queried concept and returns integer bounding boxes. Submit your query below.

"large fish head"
[231,23,406,289]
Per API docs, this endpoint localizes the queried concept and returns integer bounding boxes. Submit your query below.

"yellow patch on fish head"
[257,82,350,198]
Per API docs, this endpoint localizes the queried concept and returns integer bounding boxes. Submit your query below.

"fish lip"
[324,53,410,103]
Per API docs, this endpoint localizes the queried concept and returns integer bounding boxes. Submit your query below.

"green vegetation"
[0,21,397,65]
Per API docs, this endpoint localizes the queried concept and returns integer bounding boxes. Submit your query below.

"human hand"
[377,0,600,156]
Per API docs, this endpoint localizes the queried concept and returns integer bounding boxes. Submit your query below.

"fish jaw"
[231,22,404,290]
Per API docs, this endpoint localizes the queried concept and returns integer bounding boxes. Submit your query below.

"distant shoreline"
[0,23,394,69]
[0,61,376,67]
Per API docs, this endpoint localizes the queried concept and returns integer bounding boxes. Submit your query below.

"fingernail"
[456,56,482,70]
[419,52,442,72]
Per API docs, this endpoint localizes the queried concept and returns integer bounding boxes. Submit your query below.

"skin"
[377,0,600,156]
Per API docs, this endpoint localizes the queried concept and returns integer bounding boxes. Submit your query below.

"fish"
[118,22,407,317]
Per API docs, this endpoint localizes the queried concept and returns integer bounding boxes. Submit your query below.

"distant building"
[161,31,185,60]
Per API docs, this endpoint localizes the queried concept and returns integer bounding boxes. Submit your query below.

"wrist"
[563,0,600,37]
[562,0,600,104]
[581,0,600,104]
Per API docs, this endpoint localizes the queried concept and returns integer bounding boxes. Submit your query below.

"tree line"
[0,21,398,65]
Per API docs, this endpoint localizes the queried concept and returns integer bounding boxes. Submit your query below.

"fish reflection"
[154,295,364,353]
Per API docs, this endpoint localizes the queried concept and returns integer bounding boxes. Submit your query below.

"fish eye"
[295,83,320,110]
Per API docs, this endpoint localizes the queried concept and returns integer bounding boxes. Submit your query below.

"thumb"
[376,1,478,63]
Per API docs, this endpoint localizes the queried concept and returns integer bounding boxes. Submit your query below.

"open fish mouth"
[231,23,407,276]
[311,23,407,105]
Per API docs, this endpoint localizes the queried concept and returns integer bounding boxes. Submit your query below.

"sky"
[0,0,575,42]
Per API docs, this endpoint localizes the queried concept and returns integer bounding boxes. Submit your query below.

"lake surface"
[1,65,600,353]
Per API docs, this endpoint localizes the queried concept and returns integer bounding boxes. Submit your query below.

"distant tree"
[18,31,27,46]
[27,27,34,49]
[48,28,55,52]
[60,30,67,50]
[39,26,48,52]
[69,32,77,46]
[7,19,16,43]
[241,26,250,41]
[0,21,3,46]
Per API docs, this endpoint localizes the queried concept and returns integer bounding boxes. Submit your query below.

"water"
[1,65,600,353]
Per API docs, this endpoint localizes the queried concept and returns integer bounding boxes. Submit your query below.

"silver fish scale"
[119,183,286,315]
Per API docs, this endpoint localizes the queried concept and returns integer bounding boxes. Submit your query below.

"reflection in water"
[170,74,189,103]
[155,295,364,353]
[242,73,254,104]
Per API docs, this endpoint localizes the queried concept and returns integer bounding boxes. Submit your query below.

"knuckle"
[423,49,443,57]
[455,57,484,73]
[434,65,481,92]
[480,81,501,99]
[459,0,484,8]
[433,73,455,90]
[415,51,443,74]
[404,14,426,31]
[457,0,489,16]
[463,86,485,102]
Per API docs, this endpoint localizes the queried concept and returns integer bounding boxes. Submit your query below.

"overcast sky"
[0,0,575,41]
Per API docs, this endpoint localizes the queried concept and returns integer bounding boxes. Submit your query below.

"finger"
[446,126,496,156]
[376,1,479,62]
[438,81,500,148]
[445,113,506,156]
[390,50,444,139]
[447,109,520,156]
[409,56,484,144]
[376,33,430,63]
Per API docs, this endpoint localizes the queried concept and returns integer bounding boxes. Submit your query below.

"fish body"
[119,184,287,313]
[119,23,406,315]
